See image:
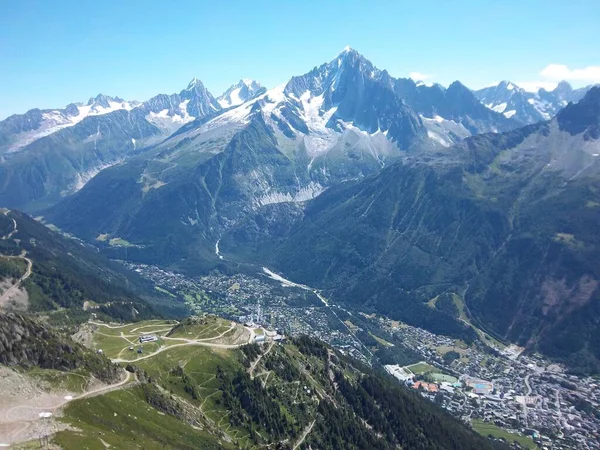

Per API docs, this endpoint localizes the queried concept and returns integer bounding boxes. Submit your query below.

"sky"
[1,0,599,119]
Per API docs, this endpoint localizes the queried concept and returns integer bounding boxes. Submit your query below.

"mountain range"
[4,47,590,212]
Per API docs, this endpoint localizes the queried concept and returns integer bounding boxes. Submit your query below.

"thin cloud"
[540,64,600,82]
[514,63,600,92]
[409,71,434,81]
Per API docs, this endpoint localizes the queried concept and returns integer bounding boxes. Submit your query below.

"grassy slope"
[58,318,502,450]
[55,388,229,450]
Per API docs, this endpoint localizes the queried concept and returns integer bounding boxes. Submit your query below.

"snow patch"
[145,100,194,134]
[68,160,121,194]
[218,87,243,108]
[491,102,507,113]
[504,110,516,119]
[427,130,452,147]
[298,90,340,157]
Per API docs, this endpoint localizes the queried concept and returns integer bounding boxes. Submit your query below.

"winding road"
[293,419,316,450]
[0,211,34,307]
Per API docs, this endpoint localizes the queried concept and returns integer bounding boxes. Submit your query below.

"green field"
[108,237,133,247]
[368,332,394,347]
[451,293,468,321]
[431,373,458,383]
[405,362,436,374]
[155,285,176,297]
[426,295,439,308]
[471,419,536,449]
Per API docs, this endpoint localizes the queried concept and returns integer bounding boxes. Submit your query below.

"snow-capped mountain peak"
[337,45,357,56]
[217,79,266,108]
[186,77,205,90]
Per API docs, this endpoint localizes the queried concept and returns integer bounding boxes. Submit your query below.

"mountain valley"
[2,43,600,450]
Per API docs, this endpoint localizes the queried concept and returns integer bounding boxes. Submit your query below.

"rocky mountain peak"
[87,94,113,108]
[557,86,600,139]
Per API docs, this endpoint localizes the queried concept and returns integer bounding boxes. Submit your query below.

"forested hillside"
[0,209,187,323]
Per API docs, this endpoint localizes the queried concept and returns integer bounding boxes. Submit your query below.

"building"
[412,381,439,393]
[462,376,493,395]
[139,334,158,343]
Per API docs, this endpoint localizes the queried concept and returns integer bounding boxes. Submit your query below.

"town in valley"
[125,262,600,450]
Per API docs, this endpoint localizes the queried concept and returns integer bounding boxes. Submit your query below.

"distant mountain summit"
[217,79,265,108]
[475,80,595,124]
[180,77,221,117]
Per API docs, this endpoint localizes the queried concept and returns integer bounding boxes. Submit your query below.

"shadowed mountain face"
[219,87,600,373]
[0,209,183,320]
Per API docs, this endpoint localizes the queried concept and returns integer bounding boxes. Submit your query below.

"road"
[0,252,33,306]
[555,389,563,422]
[522,373,532,426]
[1,210,17,241]
[525,373,532,396]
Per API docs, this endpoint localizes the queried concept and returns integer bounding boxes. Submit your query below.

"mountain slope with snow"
[0,78,222,210]
[0,94,140,154]
[475,80,596,124]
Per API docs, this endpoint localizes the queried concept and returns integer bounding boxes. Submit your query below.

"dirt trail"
[0,370,132,445]
[111,339,246,363]
[249,341,275,380]
[293,419,316,449]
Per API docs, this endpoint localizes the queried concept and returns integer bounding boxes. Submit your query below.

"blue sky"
[1,0,599,119]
